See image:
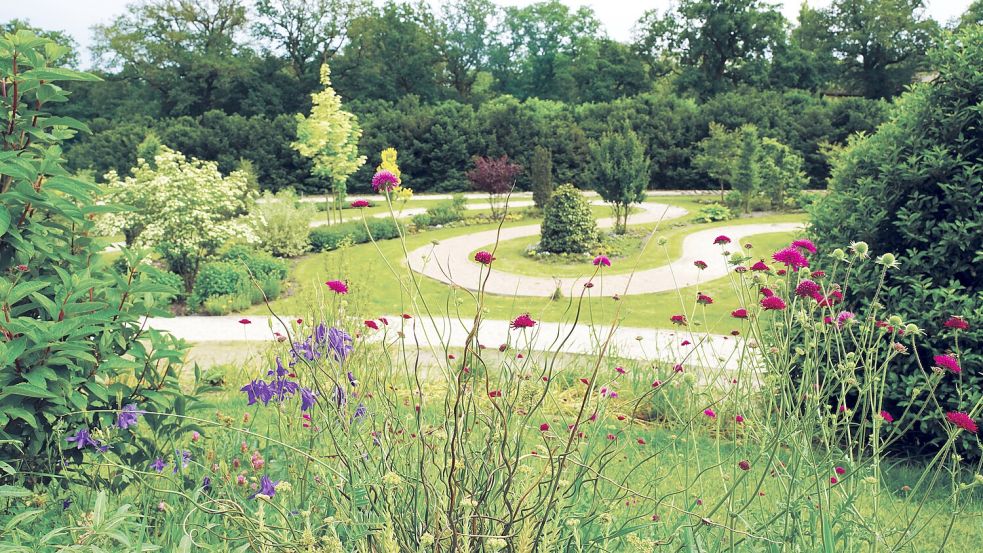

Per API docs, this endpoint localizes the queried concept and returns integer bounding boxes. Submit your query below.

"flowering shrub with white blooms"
[99,145,257,289]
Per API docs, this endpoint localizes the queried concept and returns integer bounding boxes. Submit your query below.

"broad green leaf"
[20,67,101,82]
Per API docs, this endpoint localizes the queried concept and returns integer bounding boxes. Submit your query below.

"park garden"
[0,1,981,551]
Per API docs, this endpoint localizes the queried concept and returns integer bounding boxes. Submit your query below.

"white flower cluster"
[99,146,258,252]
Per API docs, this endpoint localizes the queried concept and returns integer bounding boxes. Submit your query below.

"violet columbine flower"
[352,402,367,422]
[300,388,317,412]
[250,475,279,500]
[116,404,141,430]
[268,357,288,378]
[173,450,192,473]
[242,379,272,406]
[333,385,347,407]
[202,477,212,492]
[150,457,166,472]
[66,428,99,450]
[328,327,353,362]
[347,371,358,387]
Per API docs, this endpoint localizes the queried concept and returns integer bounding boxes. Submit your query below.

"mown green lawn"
[252,196,806,334]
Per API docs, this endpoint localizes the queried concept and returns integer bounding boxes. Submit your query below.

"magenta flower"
[791,238,817,254]
[880,410,894,423]
[713,235,731,245]
[694,260,707,269]
[371,170,400,192]
[474,251,495,265]
[364,320,379,330]
[731,308,748,319]
[593,255,611,267]
[817,290,844,307]
[238,318,251,325]
[836,311,855,327]
[794,279,820,298]
[670,314,687,326]
[703,408,716,418]
[772,247,809,271]
[735,415,744,423]
[539,422,550,432]
[943,316,969,330]
[946,411,978,433]
[696,293,713,305]
[933,354,961,374]
[510,314,536,329]
[750,260,770,271]
[835,466,846,475]
[351,199,371,208]
[760,287,774,298]
[325,280,348,294]
[760,296,787,310]
[738,460,750,471]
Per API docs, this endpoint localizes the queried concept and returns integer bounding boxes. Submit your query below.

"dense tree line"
[21,0,976,192]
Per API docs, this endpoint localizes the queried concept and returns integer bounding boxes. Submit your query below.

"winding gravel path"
[145,315,747,370]
[407,202,803,297]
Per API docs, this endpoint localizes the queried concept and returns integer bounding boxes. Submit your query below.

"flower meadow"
[7,180,981,551]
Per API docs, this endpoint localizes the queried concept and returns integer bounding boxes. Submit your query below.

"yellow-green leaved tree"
[293,63,365,222]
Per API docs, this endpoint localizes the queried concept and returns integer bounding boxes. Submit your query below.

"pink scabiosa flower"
[731,308,748,319]
[351,199,371,208]
[811,270,826,278]
[750,260,770,271]
[943,316,969,331]
[703,408,716,419]
[371,170,400,192]
[238,318,251,325]
[817,290,844,307]
[652,380,661,388]
[681,340,691,346]
[593,255,611,267]
[791,238,817,254]
[734,266,748,273]
[794,279,821,298]
[696,293,714,305]
[735,415,744,423]
[15,264,28,272]
[670,314,687,326]
[946,411,978,433]
[474,251,495,265]
[772,247,809,271]
[615,366,627,375]
[760,287,774,298]
[510,314,536,329]
[539,423,550,432]
[364,320,379,330]
[738,460,751,471]
[830,476,839,485]
[880,410,894,423]
[713,235,731,245]
[325,280,348,294]
[836,311,855,328]
[637,437,646,445]
[933,354,961,374]
[760,296,787,311]
[834,466,846,475]
[694,260,707,270]
[673,364,684,373]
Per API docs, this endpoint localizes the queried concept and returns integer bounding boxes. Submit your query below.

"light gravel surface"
[144,315,749,370]
[406,202,803,297]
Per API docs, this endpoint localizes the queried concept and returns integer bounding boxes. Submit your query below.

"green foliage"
[252,189,315,257]
[809,26,983,455]
[189,247,287,310]
[220,245,289,283]
[692,203,733,223]
[540,184,598,254]
[589,123,650,233]
[188,262,249,309]
[732,125,762,213]
[308,219,403,252]
[98,144,256,291]
[530,145,553,209]
[412,195,468,228]
[0,31,190,473]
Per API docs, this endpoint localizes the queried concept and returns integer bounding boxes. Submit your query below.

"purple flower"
[66,428,99,450]
[347,371,358,387]
[173,450,192,473]
[62,499,72,510]
[250,475,278,499]
[772,247,809,271]
[333,385,347,407]
[150,457,166,472]
[116,404,141,430]
[352,402,367,422]
[202,477,212,492]
[268,377,300,403]
[241,379,272,406]
[592,255,611,267]
[328,328,353,362]
[371,170,400,192]
[268,357,288,378]
[300,388,318,411]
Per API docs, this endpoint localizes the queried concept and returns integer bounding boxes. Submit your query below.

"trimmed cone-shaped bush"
[540,184,598,254]
[809,26,983,456]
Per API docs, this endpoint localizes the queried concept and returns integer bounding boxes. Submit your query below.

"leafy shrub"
[412,195,467,228]
[200,292,253,315]
[252,189,315,257]
[692,203,733,223]
[540,184,598,254]
[809,26,983,456]
[0,32,193,474]
[220,245,289,282]
[309,219,402,252]
[189,262,249,308]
